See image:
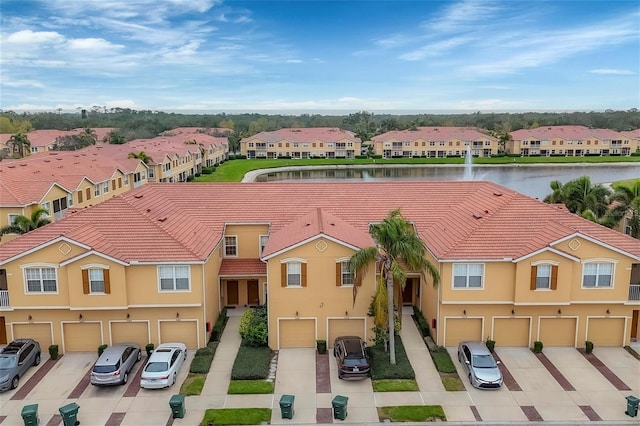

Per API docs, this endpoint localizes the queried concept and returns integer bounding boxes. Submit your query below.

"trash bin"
[169,394,186,419]
[279,394,295,419]
[58,402,80,426]
[332,395,349,421]
[626,395,639,417]
[21,404,39,426]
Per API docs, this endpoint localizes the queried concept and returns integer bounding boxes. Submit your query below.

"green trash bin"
[58,402,80,426]
[169,394,186,419]
[626,395,639,417]
[332,395,349,421]
[279,394,295,419]
[21,404,39,426]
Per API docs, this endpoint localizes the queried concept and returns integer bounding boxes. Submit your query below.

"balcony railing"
[629,284,640,301]
[0,290,9,307]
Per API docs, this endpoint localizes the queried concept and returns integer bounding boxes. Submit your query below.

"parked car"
[333,336,370,380]
[457,341,503,389]
[0,338,41,391]
[140,342,187,389]
[91,343,141,386]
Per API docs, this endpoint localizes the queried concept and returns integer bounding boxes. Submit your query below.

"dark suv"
[0,338,41,391]
[333,336,370,380]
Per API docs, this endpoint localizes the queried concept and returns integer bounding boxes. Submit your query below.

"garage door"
[492,318,530,347]
[279,319,315,348]
[63,322,102,352]
[587,318,625,347]
[111,321,149,347]
[445,318,482,347]
[13,323,53,350]
[160,321,198,349]
[539,318,576,346]
[328,319,366,347]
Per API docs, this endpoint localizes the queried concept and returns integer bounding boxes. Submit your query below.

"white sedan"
[140,342,187,389]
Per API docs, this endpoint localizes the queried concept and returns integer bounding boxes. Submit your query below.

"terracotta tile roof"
[372,127,497,142]
[0,182,638,264]
[621,129,640,139]
[160,127,232,136]
[219,258,266,276]
[242,128,360,144]
[510,126,627,141]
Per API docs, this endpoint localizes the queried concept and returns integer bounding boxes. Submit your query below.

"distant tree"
[543,180,566,204]
[562,176,611,218]
[608,181,640,239]
[104,130,126,144]
[0,208,51,239]
[128,151,153,164]
[8,132,31,158]
[227,132,242,154]
[78,127,97,145]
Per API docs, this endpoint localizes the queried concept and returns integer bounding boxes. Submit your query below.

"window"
[159,265,190,291]
[336,262,353,286]
[453,263,483,288]
[583,263,613,287]
[82,268,111,294]
[25,267,57,293]
[124,175,129,186]
[530,264,557,290]
[259,235,269,256]
[281,262,306,287]
[224,236,237,256]
[94,184,100,197]
[103,182,109,193]
[8,214,18,225]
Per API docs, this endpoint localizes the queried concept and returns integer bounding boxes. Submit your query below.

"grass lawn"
[227,379,274,394]
[441,373,466,391]
[378,405,446,422]
[372,379,419,392]
[180,373,207,396]
[612,178,640,188]
[429,347,456,373]
[200,408,271,425]
[195,156,640,183]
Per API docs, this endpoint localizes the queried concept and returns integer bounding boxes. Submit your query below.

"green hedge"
[231,347,273,380]
[430,346,456,373]
[368,335,415,380]
[209,308,229,342]
[411,306,431,338]
[190,342,218,374]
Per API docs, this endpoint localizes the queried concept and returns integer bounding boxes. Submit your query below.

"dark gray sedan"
[0,339,41,391]
[457,341,503,389]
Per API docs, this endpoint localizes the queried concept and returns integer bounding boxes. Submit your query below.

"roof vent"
[7,165,15,168]
[158,217,167,222]
[472,212,483,219]
[146,208,151,212]
[19,163,27,166]
[134,194,143,199]
[493,192,502,196]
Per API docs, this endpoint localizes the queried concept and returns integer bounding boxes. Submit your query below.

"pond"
[251,163,639,200]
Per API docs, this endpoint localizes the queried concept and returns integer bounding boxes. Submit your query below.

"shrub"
[210,308,229,342]
[368,335,415,380]
[239,305,268,347]
[533,341,543,353]
[145,343,154,357]
[585,340,594,354]
[430,346,456,373]
[485,339,495,352]
[190,343,218,374]
[231,347,273,380]
[317,340,327,354]
[98,344,108,357]
[411,307,431,338]
[49,344,59,360]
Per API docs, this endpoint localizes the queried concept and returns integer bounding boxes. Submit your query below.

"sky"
[0,0,638,114]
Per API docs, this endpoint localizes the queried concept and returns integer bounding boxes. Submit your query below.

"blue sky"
[0,0,638,113]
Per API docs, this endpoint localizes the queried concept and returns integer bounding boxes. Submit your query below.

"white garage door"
[279,319,315,349]
[328,319,366,347]
[445,318,482,347]
[63,322,102,352]
[159,321,198,349]
[111,321,149,347]
[13,323,53,350]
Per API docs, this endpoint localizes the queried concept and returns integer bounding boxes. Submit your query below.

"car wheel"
[122,372,129,385]
[11,375,19,390]
[34,352,41,366]
[172,373,176,385]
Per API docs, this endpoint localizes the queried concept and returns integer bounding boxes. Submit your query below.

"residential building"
[371,127,499,158]
[1,128,115,157]
[241,128,361,159]
[508,126,638,156]
[0,182,638,352]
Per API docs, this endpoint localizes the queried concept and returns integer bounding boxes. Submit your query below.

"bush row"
[411,306,431,338]
[209,307,229,342]
[190,342,219,374]
[239,305,268,347]
[367,335,415,380]
[230,346,274,380]
[429,346,456,373]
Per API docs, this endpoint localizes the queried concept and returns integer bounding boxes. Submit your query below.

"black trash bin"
[626,395,639,417]
[58,402,80,426]
[21,404,39,426]
[332,395,349,421]
[169,394,186,419]
[279,394,295,419]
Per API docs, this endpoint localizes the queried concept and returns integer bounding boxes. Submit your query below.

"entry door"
[0,317,6,344]
[632,310,639,340]
[247,280,259,306]
[402,279,413,305]
[227,281,239,305]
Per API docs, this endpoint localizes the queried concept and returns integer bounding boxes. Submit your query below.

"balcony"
[0,290,9,308]
[629,284,640,301]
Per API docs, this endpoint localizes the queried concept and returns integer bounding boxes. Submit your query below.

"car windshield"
[0,355,17,369]
[472,354,497,368]
[144,362,169,372]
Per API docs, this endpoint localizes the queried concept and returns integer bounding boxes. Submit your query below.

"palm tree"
[0,208,51,239]
[8,132,31,158]
[349,209,440,364]
[78,127,97,147]
[543,180,566,204]
[562,176,611,217]
[128,151,153,164]
[609,180,640,239]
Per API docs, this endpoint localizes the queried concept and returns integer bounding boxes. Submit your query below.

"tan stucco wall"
[224,224,270,258]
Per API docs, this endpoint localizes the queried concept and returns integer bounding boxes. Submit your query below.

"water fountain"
[463,145,474,180]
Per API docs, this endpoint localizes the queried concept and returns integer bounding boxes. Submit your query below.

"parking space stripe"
[534,352,575,391]
[0,415,6,424]
[123,356,146,397]
[316,407,334,423]
[165,413,174,425]
[470,405,482,421]
[579,405,603,421]
[316,352,331,393]
[578,349,632,390]
[521,405,543,421]
[45,414,62,426]
[105,412,126,426]
[490,352,522,391]
[10,357,59,400]
[68,367,92,398]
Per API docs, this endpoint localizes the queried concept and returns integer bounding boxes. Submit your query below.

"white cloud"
[590,69,635,75]
[2,79,44,88]
[67,38,124,51]
[5,29,64,44]
[104,100,142,109]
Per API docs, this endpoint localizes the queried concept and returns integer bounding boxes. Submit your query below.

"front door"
[227,281,239,305]
[632,310,639,340]
[247,280,259,306]
[0,317,7,344]
[402,278,414,306]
